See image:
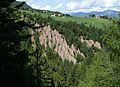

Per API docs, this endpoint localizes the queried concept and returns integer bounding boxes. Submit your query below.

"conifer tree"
[0,1,32,87]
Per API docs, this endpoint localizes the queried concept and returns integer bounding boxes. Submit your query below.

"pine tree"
[0,1,32,87]
[103,17,120,87]
[79,51,113,87]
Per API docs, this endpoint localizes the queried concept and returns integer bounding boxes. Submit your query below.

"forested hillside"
[0,1,120,87]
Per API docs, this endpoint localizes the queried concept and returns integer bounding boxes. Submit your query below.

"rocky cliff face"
[31,25,85,64]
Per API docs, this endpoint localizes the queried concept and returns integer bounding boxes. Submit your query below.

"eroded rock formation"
[31,25,85,64]
[80,36,102,49]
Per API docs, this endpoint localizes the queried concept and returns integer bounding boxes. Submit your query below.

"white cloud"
[66,0,96,11]
[17,0,120,12]
[16,0,35,2]
[66,0,120,12]
[16,0,34,2]
[103,0,118,7]
[16,0,27,1]
[40,5,51,10]
[31,4,40,9]
[31,4,51,10]
[53,3,63,10]
[66,2,79,10]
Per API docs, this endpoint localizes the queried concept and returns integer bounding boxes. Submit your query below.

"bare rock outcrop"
[80,36,102,49]
[31,25,86,64]
[31,30,36,48]
[30,25,87,63]
[94,41,101,49]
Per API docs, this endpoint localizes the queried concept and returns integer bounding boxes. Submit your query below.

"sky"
[17,0,120,13]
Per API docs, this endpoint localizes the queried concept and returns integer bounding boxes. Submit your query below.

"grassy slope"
[22,10,112,28]
[51,16,112,28]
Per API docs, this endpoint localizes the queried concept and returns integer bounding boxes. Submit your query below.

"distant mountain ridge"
[69,10,119,17]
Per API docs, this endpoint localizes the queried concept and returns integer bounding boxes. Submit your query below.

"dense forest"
[0,0,120,87]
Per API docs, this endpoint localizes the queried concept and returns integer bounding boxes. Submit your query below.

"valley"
[0,1,120,87]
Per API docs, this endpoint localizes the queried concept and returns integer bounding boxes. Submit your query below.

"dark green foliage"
[76,54,84,63]
[100,15,109,19]
[0,1,33,87]
[89,14,96,18]
[44,48,80,87]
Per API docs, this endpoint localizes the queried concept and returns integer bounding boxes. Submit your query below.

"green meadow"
[22,10,112,28]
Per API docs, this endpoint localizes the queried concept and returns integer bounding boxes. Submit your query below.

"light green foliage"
[102,18,120,87]
[79,50,113,87]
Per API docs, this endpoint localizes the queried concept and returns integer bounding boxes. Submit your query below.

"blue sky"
[17,0,120,13]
